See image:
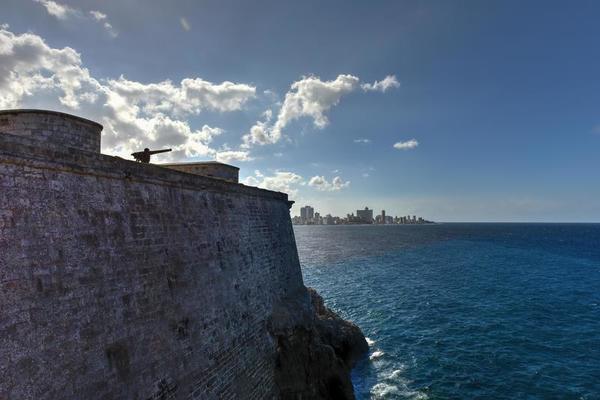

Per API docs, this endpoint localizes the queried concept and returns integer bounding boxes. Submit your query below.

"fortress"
[0,110,367,399]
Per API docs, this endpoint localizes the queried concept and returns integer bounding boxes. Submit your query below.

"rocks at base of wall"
[269,286,369,400]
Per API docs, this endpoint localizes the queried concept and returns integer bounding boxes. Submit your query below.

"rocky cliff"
[270,287,369,400]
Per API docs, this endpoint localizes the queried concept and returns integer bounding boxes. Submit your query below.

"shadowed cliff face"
[268,287,369,400]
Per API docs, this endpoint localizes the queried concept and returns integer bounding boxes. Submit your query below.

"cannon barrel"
[131,148,172,163]
[146,148,172,155]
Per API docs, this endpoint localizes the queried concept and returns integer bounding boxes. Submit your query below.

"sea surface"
[294,224,600,399]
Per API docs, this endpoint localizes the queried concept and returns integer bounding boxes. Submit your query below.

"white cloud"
[308,175,350,191]
[34,0,79,20]
[0,27,255,162]
[361,75,400,92]
[89,10,106,21]
[243,74,360,147]
[354,138,371,144]
[34,1,117,37]
[0,27,97,109]
[215,150,253,163]
[393,139,419,150]
[180,17,191,31]
[89,11,118,37]
[242,170,350,198]
[107,76,256,116]
[243,73,397,148]
[242,170,304,196]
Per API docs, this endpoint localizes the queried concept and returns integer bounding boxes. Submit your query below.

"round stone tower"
[0,109,103,153]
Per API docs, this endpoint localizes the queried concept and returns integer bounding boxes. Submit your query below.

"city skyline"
[2,1,600,221]
[294,205,432,225]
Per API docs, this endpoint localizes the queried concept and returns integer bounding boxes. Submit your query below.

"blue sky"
[2,0,600,221]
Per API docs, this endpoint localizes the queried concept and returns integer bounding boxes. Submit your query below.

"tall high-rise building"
[300,206,308,221]
[381,210,386,224]
[356,207,373,224]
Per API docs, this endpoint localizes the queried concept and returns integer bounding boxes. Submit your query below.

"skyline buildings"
[293,205,433,225]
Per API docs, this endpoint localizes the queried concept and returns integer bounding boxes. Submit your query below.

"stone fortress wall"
[0,110,306,399]
[0,109,102,153]
[160,162,240,183]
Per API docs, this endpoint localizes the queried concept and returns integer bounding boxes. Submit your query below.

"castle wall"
[0,110,102,153]
[160,163,240,183]
[0,132,305,399]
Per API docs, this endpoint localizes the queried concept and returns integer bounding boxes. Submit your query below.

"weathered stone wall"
[0,110,102,153]
[160,162,240,183]
[0,132,305,399]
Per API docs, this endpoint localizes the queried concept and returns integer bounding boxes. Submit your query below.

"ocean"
[294,224,600,399]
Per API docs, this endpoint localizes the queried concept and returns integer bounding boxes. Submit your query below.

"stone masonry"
[0,110,102,153]
[0,110,367,400]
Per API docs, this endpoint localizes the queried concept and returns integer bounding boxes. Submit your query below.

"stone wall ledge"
[0,109,103,130]
[0,131,289,204]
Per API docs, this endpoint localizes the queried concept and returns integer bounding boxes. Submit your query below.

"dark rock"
[269,286,369,400]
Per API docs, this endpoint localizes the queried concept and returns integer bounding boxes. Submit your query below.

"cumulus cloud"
[34,0,79,20]
[308,175,350,191]
[0,27,98,109]
[242,170,304,196]
[242,170,350,197]
[242,73,398,148]
[361,75,400,92]
[107,76,256,116]
[0,27,256,162]
[393,139,419,150]
[354,138,371,144]
[243,74,360,147]
[215,150,253,163]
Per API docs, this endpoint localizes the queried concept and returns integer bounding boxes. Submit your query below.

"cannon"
[131,148,172,163]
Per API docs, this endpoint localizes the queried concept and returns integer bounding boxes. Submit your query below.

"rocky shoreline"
[269,287,369,399]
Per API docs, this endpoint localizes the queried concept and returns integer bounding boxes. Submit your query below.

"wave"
[387,368,405,380]
[371,381,429,400]
[370,350,385,360]
[366,337,376,346]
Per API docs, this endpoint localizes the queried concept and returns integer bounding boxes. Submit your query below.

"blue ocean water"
[294,224,600,399]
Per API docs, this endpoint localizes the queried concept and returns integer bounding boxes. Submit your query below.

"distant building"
[325,214,334,225]
[356,207,373,224]
[300,205,315,223]
[300,207,308,221]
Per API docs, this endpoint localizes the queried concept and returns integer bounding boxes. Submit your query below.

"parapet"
[0,109,245,185]
[0,109,102,153]
[160,161,240,183]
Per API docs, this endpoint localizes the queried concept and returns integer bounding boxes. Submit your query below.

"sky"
[2,0,600,222]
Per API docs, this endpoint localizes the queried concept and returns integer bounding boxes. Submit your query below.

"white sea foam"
[371,381,429,400]
[366,337,376,346]
[370,350,385,360]
[371,366,429,399]
[387,368,405,380]
[371,382,401,398]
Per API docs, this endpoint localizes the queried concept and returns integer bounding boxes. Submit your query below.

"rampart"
[0,109,102,153]
[0,110,366,400]
[160,162,240,183]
